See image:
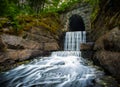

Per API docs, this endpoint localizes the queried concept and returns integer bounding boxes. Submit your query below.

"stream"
[0,31,117,87]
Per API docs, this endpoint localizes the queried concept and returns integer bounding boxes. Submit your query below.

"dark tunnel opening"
[69,14,85,31]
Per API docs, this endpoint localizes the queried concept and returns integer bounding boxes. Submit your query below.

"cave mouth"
[69,14,85,31]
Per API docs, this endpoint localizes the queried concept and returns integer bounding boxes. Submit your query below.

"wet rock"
[80,42,94,59]
[95,76,119,87]
[81,50,94,59]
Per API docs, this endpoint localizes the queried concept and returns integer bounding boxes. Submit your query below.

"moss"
[0,13,62,37]
[21,13,62,35]
[0,18,9,24]
[0,18,9,29]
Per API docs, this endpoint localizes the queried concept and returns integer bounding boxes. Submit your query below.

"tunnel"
[69,14,85,31]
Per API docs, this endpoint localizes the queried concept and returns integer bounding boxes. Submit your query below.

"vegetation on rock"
[0,0,86,35]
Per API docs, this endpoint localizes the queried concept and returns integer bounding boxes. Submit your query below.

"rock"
[0,49,31,63]
[91,0,120,41]
[28,27,54,39]
[44,42,59,51]
[81,50,94,59]
[1,34,42,50]
[21,40,43,50]
[0,36,7,52]
[94,27,120,52]
[6,49,33,61]
[22,32,56,43]
[1,34,22,46]
[0,49,47,65]
[0,53,8,63]
[80,42,94,51]
[0,26,60,72]
[103,27,120,52]
[93,27,120,83]
[94,51,120,82]
[80,42,94,59]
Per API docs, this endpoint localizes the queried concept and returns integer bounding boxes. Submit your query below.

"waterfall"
[51,51,81,57]
[64,31,86,51]
[0,31,105,87]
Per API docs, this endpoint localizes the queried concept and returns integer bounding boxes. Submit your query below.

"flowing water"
[0,31,105,87]
[64,32,86,51]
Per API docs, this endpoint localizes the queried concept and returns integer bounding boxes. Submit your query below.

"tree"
[0,0,8,16]
[28,0,46,14]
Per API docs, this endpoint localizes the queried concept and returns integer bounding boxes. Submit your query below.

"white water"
[64,31,86,51]
[0,31,104,87]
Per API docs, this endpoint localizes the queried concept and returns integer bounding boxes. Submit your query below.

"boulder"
[94,27,120,52]
[0,49,36,63]
[94,51,120,82]
[80,42,94,59]
[0,28,60,72]
[93,26,120,83]
[1,34,43,50]
[80,42,94,51]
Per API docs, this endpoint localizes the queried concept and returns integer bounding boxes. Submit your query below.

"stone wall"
[60,3,92,32]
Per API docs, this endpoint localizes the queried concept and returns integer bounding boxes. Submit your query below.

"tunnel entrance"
[69,14,85,31]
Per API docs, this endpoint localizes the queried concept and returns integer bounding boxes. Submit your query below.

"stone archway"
[69,14,85,31]
[60,3,91,32]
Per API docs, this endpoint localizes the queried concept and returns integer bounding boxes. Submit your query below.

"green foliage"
[0,0,96,35]
[83,0,100,22]
[11,19,22,33]
[43,0,82,13]
[0,0,98,17]
[7,3,19,17]
[2,13,62,35]
[0,0,89,17]
[28,0,46,14]
[0,0,9,16]
[38,13,62,34]
[0,18,9,28]
[0,0,19,17]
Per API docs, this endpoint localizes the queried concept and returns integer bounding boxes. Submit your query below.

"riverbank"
[0,14,63,72]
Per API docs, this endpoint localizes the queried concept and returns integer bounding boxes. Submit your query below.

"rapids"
[0,32,105,87]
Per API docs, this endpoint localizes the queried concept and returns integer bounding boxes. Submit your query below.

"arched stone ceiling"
[60,3,92,32]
